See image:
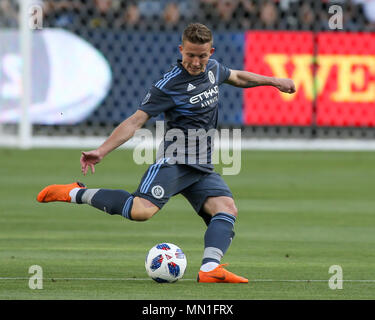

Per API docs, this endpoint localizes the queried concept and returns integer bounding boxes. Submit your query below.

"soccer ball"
[145,243,187,283]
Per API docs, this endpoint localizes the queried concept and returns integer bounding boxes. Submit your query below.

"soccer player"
[37,23,295,283]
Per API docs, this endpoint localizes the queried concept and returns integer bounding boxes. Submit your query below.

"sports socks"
[200,212,236,271]
[69,188,134,220]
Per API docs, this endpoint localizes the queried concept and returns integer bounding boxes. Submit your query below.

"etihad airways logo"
[189,85,219,107]
[265,54,375,103]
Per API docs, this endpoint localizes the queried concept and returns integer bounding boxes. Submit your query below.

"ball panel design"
[156,243,171,250]
[167,262,180,278]
[150,254,163,271]
[145,243,187,283]
[153,277,170,283]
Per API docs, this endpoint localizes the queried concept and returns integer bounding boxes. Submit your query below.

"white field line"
[0,277,374,283]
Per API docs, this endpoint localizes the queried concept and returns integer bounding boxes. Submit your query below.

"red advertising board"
[243,31,375,127]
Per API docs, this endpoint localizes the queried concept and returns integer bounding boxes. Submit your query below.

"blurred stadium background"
[1,0,375,148]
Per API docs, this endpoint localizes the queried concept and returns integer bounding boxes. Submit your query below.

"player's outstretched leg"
[197,211,248,283]
[37,182,135,220]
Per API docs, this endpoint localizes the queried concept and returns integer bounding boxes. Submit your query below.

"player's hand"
[275,78,296,94]
[80,150,103,175]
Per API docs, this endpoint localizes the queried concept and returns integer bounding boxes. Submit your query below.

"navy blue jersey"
[139,59,231,172]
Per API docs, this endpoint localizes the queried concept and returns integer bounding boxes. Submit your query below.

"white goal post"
[19,0,33,149]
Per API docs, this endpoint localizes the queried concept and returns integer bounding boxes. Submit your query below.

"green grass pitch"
[0,148,375,300]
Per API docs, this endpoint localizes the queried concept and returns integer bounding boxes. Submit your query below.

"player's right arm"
[225,69,296,94]
[80,110,150,175]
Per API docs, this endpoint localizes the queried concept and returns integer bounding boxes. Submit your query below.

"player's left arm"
[225,69,296,94]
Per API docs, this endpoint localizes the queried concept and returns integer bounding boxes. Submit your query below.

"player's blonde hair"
[182,23,213,46]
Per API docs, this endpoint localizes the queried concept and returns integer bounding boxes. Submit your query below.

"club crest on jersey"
[208,70,215,84]
[151,185,164,199]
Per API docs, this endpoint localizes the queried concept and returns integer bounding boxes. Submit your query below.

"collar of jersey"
[177,59,206,78]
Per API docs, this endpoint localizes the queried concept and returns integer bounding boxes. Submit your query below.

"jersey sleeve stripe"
[155,66,178,88]
[156,68,182,89]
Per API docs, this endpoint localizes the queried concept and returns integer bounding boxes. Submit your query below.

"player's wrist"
[95,147,108,160]
[268,77,280,87]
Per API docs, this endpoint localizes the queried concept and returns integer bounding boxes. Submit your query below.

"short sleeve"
[139,86,176,117]
[217,61,231,84]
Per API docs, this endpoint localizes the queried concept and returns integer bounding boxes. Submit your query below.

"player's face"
[179,41,215,76]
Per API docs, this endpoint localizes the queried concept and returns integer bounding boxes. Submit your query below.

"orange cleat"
[37,182,86,203]
[197,264,248,283]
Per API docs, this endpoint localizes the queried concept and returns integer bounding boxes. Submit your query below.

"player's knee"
[204,196,238,218]
[225,200,238,217]
[217,198,238,217]
[130,197,159,221]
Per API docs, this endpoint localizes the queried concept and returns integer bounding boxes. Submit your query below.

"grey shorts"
[132,159,233,224]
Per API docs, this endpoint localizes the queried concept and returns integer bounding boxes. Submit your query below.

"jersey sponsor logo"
[189,85,219,105]
[187,83,196,91]
[208,70,215,84]
[151,185,165,199]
